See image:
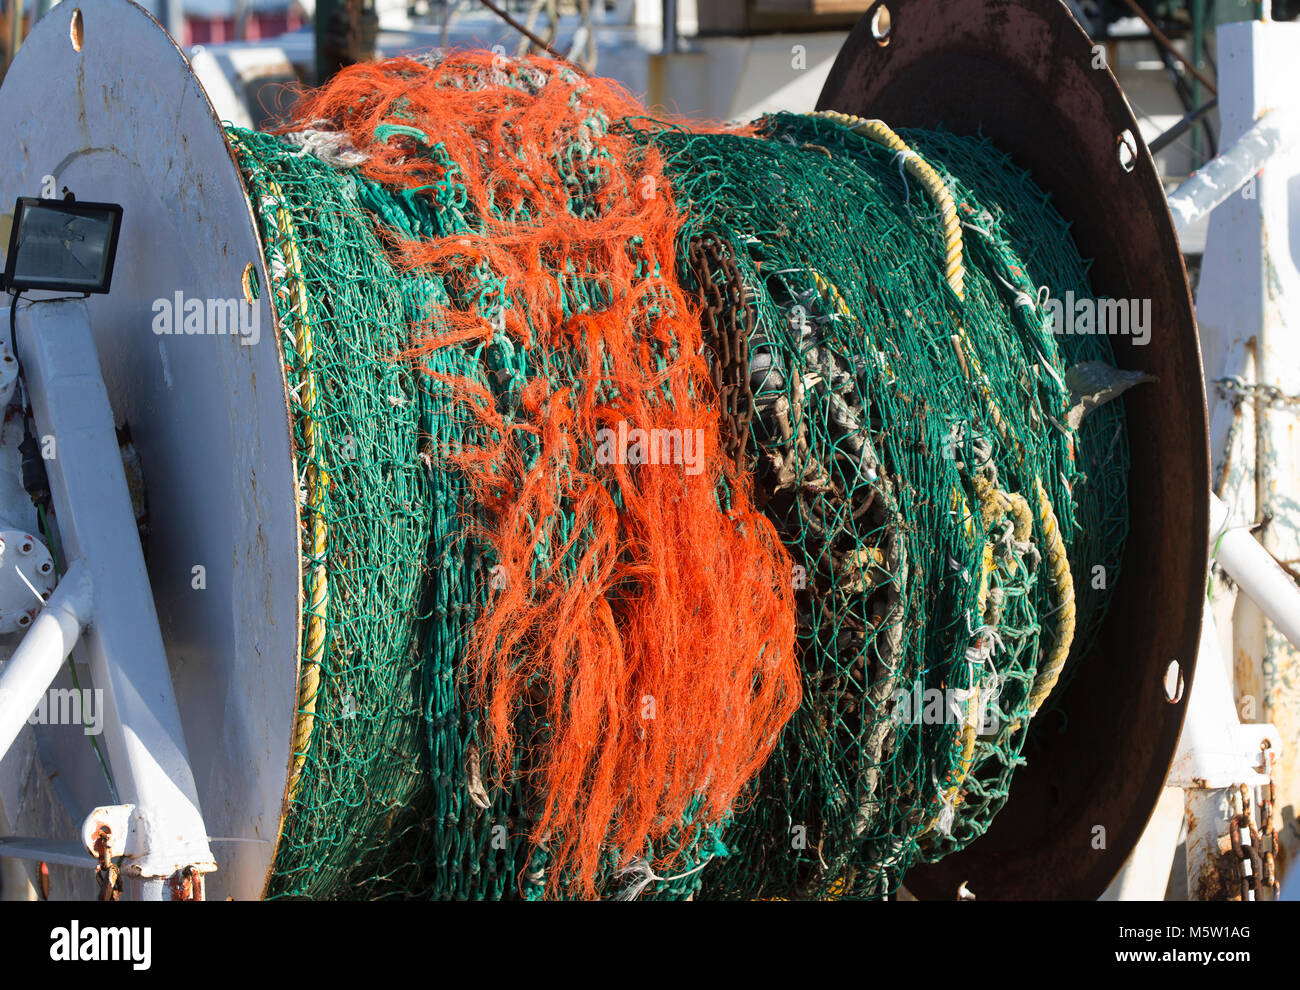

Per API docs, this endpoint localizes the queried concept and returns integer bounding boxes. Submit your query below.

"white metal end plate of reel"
[0,0,299,899]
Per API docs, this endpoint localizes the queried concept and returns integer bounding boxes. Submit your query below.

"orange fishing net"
[288,52,799,897]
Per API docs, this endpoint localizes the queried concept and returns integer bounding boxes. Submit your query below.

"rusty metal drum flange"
[818,0,1209,899]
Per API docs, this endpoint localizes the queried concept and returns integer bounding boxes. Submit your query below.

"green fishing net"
[223,81,1127,901]
[634,113,1127,898]
[229,125,718,900]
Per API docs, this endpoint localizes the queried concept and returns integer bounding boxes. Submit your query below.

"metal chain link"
[686,233,754,469]
[1228,812,1260,901]
[1228,770,1282,903]
[1213,376,1300,410]
[167,866,206,901]
[1260,742,1281,897]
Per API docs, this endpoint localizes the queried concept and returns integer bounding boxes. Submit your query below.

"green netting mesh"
[631,114,1128,897]
[229,126,717,900]
[223,73,1128,900]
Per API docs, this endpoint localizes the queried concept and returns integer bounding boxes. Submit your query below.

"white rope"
[281,121,369,168]
[612,855,713,901]
[894,149,917,211]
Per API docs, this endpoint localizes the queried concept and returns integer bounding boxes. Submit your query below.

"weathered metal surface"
[0,835,98,870]
[1186,788,1238,901]
[0,0,299,899]
[1170,606,1280,899]
[818,0,1208,898]
[1169,603,1279,791]
[20,297,218,888]
[1167,110,1294,237]
[165,865,205,900]
[1198,20,1300,892]
[80,804,132,860]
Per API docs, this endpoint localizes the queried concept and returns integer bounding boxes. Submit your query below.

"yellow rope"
[942,257,1076,721]
[810,269,852,317]
[253,167,330,806]
[809,111,965,302]
[811,111,1075,812]
[1023,479,1075,714]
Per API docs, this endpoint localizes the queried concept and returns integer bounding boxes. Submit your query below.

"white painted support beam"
[1120,554,1289,901]
[1099,787,1184,900]
[1167,110,1293,238]
[1170,603,1279,791]
[0,559,91,762]
[0,835,98,870]
[15,299,215,893]
[1174,605,1279,900]
[1210,491,1300,651]
[1195,17,1300,891]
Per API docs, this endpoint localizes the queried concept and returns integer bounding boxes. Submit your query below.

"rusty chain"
[1227,765,1282,902]
[1228,811,1264,902]
[686,233,754,470]
[1260,742,1281,897]
[92,825,120,902]
[91,824,209,901]
[1213,376,1300,411]
[167,866,206,901]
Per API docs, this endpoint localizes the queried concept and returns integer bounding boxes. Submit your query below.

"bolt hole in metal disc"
[818,0,1207,898]
[241,261,260,304]
[0,0,299,899]
[1118,128,1138,173]
[870,2,892,45]
[1164,660,1185,704]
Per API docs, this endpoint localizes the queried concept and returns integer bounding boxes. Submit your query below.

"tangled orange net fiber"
[288,52,800,897]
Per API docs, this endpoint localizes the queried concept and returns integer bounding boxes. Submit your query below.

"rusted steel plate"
[818,0,1208,899]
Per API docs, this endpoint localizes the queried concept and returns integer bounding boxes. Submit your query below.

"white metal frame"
[0,0,300,901]
[0,300,216,895]
[1109,16,1300,901]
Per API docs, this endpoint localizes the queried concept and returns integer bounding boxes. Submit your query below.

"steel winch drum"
[0,0,1207,900]
[818,0,1208,899]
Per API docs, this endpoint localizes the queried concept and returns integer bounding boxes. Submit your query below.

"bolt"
[19,540,33,555]
[17,614,31,627]
[38,560,51,574]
